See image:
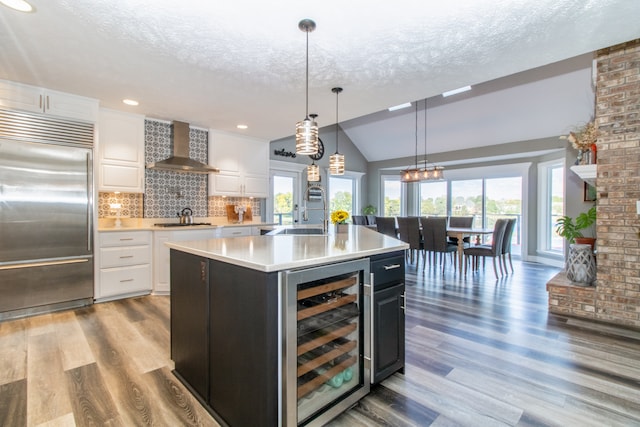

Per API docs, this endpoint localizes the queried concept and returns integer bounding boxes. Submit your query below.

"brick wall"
[595,39,640,328]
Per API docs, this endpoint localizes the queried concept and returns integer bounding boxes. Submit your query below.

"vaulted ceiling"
[1,1,639,163]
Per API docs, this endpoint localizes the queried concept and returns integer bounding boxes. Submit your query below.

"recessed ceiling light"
[388,102,411,112]
[0,0,34,12]
[442,85,472,97]
[236,124,248,130]
[122,99,139,106]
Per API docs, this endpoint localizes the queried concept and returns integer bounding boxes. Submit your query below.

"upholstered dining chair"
[420,216,457,272]
[396,216,423,265]
[352,215,367,225]
[366,215,377,226]
[500,218,517,274]
[463,218,508,279]
[375,217,397,238]
[448,216,474,246]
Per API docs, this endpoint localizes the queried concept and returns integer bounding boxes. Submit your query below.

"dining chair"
[448,216,474,246]
[365,215,377,226]
[463,218,508,278]
[375,217,398,238]
[352,215,367,225]
[396,216,423,265]
[420,217,457,272]
[500,218,517,274]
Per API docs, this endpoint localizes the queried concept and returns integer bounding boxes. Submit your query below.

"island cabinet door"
[170,250,210,400]
[208,260,280,427]
[373,282,405,383]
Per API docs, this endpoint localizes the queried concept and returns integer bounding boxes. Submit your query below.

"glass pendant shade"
[296,117,319,155]
[329,87,345,175]
[307,163,320,182]
[329,152,344,175]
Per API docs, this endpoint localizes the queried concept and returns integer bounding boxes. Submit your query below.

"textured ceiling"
[1,0,639,163]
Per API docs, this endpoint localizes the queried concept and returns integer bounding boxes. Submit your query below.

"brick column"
[595,39,640,327]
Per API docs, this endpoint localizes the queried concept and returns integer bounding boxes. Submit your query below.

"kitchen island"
[166,225,407,426]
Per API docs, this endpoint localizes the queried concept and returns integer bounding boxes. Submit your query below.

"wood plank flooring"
[1,259,639,426]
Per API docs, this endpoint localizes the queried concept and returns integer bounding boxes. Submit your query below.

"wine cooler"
[283,258,370,426]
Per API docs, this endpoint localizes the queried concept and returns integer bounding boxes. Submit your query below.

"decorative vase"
[566,243,596,286]
[334,223,348,234]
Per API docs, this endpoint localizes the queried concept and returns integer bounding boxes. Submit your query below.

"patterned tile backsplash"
[97,119,263,219]
[144,120,209,218]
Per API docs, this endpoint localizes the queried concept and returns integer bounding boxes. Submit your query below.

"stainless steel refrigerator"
[0,109,94,321]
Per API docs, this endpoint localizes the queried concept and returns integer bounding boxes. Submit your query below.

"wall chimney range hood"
[146,121,219,174]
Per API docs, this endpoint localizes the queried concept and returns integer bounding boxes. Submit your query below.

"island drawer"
[370,253,404,288]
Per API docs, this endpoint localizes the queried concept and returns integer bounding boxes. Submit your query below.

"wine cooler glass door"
[283,258,370,426]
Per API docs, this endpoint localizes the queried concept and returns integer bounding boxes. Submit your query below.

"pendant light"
[329,87,345,175]
[419,98,445,181]
[295,19,319,155]
[400,102,421,183]
[307,161,320,182]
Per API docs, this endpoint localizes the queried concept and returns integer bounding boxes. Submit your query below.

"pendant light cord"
[414,101,418,169]
[305,30,309,119]
[335,89,339,153]
[424,98,428,165]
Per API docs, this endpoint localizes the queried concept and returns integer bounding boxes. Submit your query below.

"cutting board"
[226,205,252,222]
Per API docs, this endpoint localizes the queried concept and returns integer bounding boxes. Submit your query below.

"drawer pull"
[119,255,134,259]
[120,279,134,283]
[383,264,401,270]
[119,238,134,241]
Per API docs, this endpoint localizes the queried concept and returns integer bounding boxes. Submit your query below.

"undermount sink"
[267,227,325,235]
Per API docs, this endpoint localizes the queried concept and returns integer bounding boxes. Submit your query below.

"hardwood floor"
[1,259,639,426]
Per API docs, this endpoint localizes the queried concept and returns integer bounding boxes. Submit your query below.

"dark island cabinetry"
[370,251,405,384]
[170,249,280,427]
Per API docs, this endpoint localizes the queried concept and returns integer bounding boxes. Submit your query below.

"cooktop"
[154,222,212,227]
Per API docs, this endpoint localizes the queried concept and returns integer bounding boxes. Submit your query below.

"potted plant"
[362,204,377,215]
[555,206,596,247]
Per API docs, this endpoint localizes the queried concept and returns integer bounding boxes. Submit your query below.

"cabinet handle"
[119,255,134,259]
[120,278,134,283]
[383,264,401,270]
[119,238,134,241]
[200,260,207,283]
[401,292,406,312]
[39,94,43,110]
[368,272,375,384]
[46,95,50,110]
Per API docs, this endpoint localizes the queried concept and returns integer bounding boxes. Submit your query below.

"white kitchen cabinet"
[96,231,152,301]
[98,108,145,193]
[209,130,269,198]
[217,226,253,238]
[153,229,218,294]
[0,79,98,122]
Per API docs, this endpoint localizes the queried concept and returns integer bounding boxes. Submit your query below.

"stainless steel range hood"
[146,121,219,174]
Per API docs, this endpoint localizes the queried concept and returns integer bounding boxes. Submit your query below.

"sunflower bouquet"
[330,210,349,224]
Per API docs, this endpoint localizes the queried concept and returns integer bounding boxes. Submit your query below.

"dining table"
[446,227,495,271]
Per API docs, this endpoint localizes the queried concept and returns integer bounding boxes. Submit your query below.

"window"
[329,176,354,215]
[450,179,483,218]
[419,181,447,216]
[538,160,564,254]
[485,177,522,255]
[272,173,297,225]
[382,176,402,216]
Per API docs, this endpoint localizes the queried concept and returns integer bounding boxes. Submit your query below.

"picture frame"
[583,182,596,202]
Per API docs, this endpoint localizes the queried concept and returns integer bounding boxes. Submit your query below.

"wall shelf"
[570,164,596,186]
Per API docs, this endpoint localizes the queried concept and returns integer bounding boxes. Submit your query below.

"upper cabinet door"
[0,79,98,122]
[209,130,269,198]
[98,109,146,193]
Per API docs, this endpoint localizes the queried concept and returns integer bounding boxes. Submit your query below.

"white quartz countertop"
[98,217,276,232]
[165,225,408,272]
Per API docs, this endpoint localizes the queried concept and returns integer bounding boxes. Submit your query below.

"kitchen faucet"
[303,184,328,233]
